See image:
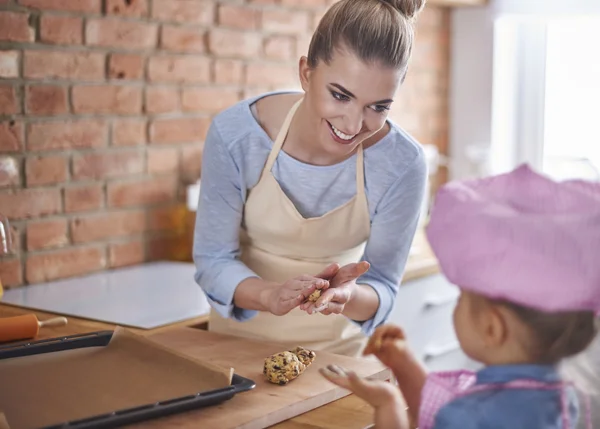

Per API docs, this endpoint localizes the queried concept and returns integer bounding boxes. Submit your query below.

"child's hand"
[319,364,402,408]
[363,324,410,368]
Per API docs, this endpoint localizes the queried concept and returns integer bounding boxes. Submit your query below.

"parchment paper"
[0,327,233,429]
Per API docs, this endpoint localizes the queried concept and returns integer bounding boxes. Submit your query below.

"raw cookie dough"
[289,346,316,366]
[307,289,321,303]
[263,347,317,385]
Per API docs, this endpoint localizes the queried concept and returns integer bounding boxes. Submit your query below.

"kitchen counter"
[0,303,380,429]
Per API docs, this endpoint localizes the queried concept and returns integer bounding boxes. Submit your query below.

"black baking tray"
[0,330,256,429]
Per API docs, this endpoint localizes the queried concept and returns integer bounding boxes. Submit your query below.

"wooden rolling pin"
[0,314,68,343]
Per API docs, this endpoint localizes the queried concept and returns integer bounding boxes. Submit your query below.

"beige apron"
[208,98,371,357]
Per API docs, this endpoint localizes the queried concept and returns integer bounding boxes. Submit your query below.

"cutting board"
[137,328,391,429]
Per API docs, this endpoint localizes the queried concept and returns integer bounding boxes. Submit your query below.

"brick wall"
[0,0,449,287]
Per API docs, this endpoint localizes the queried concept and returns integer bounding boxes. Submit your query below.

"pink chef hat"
[425,164,600,313]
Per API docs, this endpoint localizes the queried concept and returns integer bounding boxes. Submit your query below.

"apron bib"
[418,369,592,429]
[208,98,371,357]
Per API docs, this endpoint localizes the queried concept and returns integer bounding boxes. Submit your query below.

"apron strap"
[355,143,365,196]
[263,98,302,173]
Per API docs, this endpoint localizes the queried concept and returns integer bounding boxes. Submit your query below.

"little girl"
[320,164,599,429]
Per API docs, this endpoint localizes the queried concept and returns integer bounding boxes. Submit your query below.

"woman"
[193,0,428,357]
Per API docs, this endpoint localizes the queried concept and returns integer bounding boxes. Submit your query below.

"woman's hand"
[363,324,410,369]
[300,261,370,315]
[263,275,329,316]
[320,364,404,409]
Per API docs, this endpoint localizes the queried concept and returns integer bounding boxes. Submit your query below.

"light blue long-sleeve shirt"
[193,91,427,335]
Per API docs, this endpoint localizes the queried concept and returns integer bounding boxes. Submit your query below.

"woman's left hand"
[319,364,402,408]
[300,261,370,315]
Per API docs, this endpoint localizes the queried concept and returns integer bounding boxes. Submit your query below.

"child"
[320,164,599,429]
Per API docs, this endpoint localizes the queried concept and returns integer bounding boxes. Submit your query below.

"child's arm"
[373,399,410,429]
[363,325,428,424]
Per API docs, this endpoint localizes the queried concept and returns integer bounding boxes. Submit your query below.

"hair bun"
[381,0,426,19]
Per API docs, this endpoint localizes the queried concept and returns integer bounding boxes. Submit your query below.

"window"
[542,18,600,181]
[491,15,600,181]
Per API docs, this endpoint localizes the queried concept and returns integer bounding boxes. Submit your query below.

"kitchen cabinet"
[428,0,488,6]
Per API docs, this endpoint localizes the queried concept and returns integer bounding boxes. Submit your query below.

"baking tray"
[0,330,256,429]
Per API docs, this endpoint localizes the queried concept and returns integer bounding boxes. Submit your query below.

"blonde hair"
[307,0,426,79]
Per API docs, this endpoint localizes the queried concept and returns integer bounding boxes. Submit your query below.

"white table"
[1,261,211,329]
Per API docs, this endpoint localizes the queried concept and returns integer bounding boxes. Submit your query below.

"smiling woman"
[193,0,429,357]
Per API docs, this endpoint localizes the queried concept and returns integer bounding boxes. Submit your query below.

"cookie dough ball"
[290,346,316,366]
[263,351,306,385]
[307,289,321,303]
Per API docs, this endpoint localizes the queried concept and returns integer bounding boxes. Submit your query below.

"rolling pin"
[0,314,68,343]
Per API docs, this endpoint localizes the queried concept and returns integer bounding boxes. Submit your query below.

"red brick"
[25,85,68,116]
[40,15,82,45]
[261,9,310,35]
[243,87,270,100]
[264,35,295,60]
[0,11,34,43]
[0,156,19,187]
[27,119,106,151]
[0,50,19,78]
[152,0,213,25]
[86,18,157,49]
[213,59,243,85]
[106,0,148,17]
[24,50,104,81]
[25,246,106,283]
[0,188,62,220]
[71,210,147,243]
[148,55,210,84]
[107,176,178,207]
[147,147,179,174]
[296,35,311,57]
[25,155,67,186]
[0,259,22,287]
[160,26,205,53]
[245,62,296,87]
[108,54,144,81]
[150,117,210,144]
[217,4,259,30]
[0,85,19,116]
[72,85,142,115]
[18,0,101,13]
[145,86,179,114]
[109,240,145,268]
[180,144,202,183]
[281,0,326,7]
[72,150,144,180]
[182,87,240,113]
[112,118,146,146]
[147,205,187,232]
[26,218,68,251]
[312,10,325,31]
[64,184,104,213]
[208,29,261,59]
[0,121,24,152]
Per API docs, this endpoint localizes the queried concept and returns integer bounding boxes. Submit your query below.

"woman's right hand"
[264,263,340,316]
[265,275,329,316]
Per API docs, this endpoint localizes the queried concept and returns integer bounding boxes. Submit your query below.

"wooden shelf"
[428,0,488,7]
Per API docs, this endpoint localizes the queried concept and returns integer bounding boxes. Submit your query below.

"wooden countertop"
[0,304,376,429]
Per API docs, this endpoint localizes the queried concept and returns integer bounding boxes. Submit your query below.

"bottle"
[0,213,12,300]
